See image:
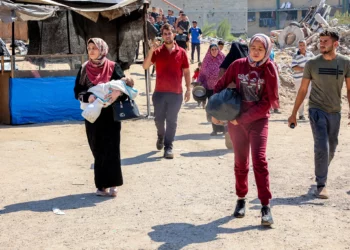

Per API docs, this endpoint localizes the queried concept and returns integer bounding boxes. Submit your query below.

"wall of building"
[150,0,248,34]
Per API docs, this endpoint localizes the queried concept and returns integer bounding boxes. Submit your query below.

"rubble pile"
[306,21,350,56]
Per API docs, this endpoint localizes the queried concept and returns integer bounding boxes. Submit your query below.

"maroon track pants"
[228,118,272,206]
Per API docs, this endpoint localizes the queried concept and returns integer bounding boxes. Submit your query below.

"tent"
[0,0,154,124]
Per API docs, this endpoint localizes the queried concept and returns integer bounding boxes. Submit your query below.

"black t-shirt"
[175,34,189,49]
[151,12,159,21]
[178,20,190,32]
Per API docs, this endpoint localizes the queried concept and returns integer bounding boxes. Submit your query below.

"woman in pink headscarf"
[198,43,226,135]
[74,38,131,198]
[214,34,279,226]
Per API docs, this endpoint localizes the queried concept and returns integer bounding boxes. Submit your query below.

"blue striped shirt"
[291,51,314,79]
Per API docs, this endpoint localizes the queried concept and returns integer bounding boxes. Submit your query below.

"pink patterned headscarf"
[85,38,115,85]
[247,33,272,67]
[198,44,226,90]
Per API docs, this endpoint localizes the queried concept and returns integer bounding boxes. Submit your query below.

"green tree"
[201,22,216,37]
[216,19,231,40]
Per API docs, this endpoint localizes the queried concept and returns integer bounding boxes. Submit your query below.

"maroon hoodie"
[214,57,279,124]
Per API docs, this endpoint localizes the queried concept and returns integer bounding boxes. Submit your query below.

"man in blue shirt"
[189,21,202,64]
[166,10,177,27]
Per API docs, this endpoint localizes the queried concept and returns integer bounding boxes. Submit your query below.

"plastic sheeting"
[10,77,83,124]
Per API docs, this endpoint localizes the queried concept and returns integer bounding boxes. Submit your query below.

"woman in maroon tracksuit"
[213,34,279,226]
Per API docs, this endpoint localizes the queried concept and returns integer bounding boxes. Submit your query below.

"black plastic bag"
[206,88,241,121]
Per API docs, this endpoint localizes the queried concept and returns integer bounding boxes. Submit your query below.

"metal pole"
[143,1,152,117]
[276,0,280,29]
[11,22,15,77]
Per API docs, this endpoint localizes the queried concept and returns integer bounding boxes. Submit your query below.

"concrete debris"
[270,0,350,106]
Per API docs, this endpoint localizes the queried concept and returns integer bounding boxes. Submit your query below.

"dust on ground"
[0,44,349,250]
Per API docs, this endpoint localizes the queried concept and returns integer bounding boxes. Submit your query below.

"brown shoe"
[314,186,329,199]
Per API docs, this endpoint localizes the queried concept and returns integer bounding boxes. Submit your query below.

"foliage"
[332,11,350,25]
[216,19,231,40]
[202,22,216,37]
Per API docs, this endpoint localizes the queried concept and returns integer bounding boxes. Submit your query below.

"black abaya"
[74,63,125,189]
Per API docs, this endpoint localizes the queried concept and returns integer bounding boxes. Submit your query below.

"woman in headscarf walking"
[213,34,279,226]
[198,43,226,136]
[74,38,131,197]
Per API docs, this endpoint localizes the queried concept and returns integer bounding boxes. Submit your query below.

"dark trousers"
[191,43,201,62]
[152,92,183,149]
[228,118,271,206]
[309,108,341,186]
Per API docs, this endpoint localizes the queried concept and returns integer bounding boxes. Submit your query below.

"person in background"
[189,20,202,64]
[198,44,226,135]
[213,34,279,226]
[154,15,164,37]
[143,24,191,159]
[175,26,189,51]
[218,40,225,51]
[177,13,190,35]
[192,62,202,82]
[159,8,164,17]
[150,7,159,21]
[166,10,177,26]
[74,38,133,198]
[291,40,314,120]
[175,10,184,28]
[219,41,248,77]
[269,49,282,114]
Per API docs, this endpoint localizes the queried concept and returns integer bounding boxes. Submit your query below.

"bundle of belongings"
[205,88,241,122]
[80,77,138,123]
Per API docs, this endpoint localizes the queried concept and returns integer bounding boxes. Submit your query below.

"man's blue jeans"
[309,108,341,186]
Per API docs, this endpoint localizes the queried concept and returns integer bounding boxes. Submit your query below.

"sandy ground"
[0,44,350,250]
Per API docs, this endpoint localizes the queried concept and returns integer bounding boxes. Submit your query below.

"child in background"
[192,62,202,82]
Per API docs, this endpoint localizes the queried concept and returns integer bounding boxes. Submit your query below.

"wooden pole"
[66,10,72,54]
[1,56,4,75]
[161,0,182,11]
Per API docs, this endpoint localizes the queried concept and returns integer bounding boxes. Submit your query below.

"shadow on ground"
[0,121,84,129]
[183,102,204,110]
[249,185,324,209]
[175,133,224,141]
[180,149,231,158]
[0,193,110,214]
[148,216,271,250]
[122,151,162,166]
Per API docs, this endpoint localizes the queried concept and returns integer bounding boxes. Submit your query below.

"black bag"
[112,98,140,121]
[205,88,241,121]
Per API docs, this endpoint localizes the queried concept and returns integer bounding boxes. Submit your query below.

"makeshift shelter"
[0,0,155,124]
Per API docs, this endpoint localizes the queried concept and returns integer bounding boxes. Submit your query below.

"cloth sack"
[205,88,241,121]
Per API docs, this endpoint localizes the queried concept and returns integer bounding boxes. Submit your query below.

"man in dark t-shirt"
[150,7,159,21]
[175,27,189,50]
[177,14,190,34]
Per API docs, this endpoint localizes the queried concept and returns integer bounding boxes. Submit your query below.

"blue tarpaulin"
[10,77,83,124]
